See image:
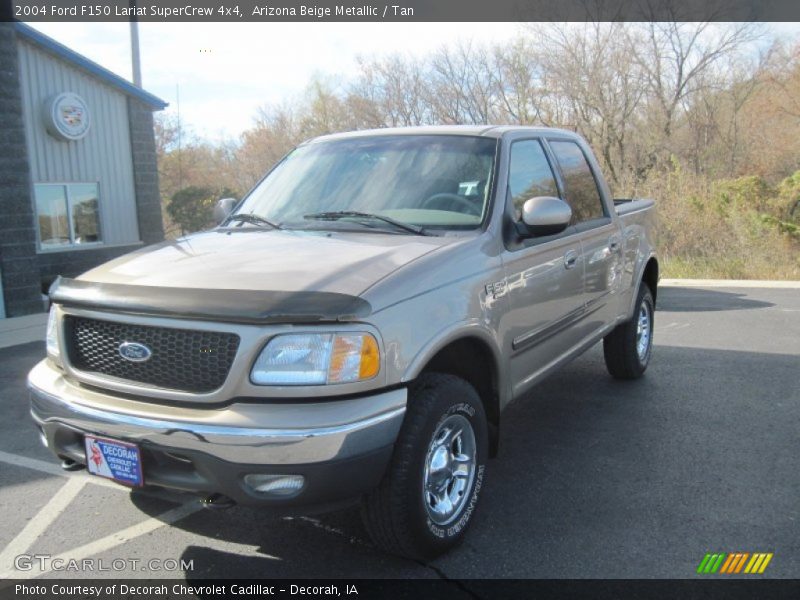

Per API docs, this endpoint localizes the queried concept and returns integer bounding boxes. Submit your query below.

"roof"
[306,125,580,144]
[14,22,168,110]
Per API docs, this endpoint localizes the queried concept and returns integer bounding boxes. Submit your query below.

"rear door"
[500,138,586,398]
[547,138,623,338]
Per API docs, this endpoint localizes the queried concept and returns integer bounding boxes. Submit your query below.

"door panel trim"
[511,298,597,351]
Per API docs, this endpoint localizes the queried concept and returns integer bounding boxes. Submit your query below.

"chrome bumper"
[28,359,406,466]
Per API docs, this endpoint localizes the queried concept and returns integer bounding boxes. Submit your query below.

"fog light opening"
[244,474,305,497]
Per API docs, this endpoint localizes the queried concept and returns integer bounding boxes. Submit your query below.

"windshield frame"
[228,133,501,235]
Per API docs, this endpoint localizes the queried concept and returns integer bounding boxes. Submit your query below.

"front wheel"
[361,373,488,560]
[603,283,655,379]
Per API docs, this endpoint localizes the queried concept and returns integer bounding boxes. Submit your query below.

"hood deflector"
[49,277,372,324]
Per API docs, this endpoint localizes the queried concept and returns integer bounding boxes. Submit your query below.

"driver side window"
[508,140,559,216]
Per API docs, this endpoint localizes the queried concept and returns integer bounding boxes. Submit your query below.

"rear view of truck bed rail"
[614,198,655,216]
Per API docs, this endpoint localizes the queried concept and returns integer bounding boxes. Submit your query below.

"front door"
[547,138,624,338]
[500,138,586,399]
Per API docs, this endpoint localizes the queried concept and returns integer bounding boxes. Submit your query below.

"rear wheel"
[361,373,488,560]
[603,283,654,379]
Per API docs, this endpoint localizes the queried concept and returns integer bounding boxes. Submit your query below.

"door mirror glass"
[214,197,238,224]
[521,196,572,236]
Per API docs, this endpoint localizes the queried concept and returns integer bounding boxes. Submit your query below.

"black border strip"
[1,579,799,600]
[5,0,800,22]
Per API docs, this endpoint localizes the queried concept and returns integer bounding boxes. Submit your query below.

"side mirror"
[520,196,572,237]
[213,197,238,224]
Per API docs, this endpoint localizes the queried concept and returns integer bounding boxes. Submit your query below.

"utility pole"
[129,0,142,87]
[177,83,182,188]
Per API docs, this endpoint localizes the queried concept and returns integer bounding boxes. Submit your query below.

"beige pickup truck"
[29,126,657,559]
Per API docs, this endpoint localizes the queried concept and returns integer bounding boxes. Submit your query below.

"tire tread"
[603,283,654,380]
[361,373,485,559]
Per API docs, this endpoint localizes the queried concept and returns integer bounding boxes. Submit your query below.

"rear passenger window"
[549,140,605,224]
[508,140,559,215]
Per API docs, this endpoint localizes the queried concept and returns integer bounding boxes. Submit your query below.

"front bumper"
[28,360,406,509]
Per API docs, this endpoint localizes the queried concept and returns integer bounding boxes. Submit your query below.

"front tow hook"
[200,493,236,510]
[61,458,84,471]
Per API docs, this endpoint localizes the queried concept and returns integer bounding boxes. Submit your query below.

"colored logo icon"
[118,341,153,362]
[697,552,773,574]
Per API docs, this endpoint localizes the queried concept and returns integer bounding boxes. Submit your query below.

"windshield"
[235,135,498,231]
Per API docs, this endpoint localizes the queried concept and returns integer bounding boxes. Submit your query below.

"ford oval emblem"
[118,341,152,363]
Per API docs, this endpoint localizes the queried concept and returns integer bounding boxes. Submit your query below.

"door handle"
[609,237,621,252]
[564,250,578,269]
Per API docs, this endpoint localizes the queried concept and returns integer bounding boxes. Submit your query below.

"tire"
[603,282,655,380]
[361,373,488,560]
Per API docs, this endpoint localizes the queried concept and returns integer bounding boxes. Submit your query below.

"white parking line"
[3,502,202,580]
[0,450,121,490]
[0,478,86,578]
[0,449,204,579]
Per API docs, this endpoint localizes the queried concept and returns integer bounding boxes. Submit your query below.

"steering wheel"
[421,193,481,215]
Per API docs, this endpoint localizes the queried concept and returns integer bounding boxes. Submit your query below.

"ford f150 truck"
[28,126,657,559]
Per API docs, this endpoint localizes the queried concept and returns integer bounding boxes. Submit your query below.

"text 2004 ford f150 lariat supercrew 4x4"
[28,126,657,559]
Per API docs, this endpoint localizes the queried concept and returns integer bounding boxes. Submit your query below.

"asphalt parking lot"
[0,283,798,580]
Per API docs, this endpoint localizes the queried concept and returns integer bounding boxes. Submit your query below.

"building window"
[34,183,102,249]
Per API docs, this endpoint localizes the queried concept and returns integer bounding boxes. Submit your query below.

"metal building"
[0,22,166,319]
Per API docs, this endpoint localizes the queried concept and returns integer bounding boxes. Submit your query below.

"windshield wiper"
[225,213,282,230]
[303,211,429,236]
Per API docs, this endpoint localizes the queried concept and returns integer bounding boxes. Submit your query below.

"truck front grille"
[64,316,240,393]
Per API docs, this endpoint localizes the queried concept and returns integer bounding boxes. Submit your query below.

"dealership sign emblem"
[43,92,91,141]
[118,341,152,363]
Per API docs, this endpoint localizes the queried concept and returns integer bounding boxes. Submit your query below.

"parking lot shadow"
[658,287,773,312]
[128,493,426,577]
[126,343,799,578]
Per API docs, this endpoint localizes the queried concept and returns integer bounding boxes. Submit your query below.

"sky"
[28,22,799,142]
[28,22,523,141]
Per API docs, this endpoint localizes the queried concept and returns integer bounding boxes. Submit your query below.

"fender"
[626,253,659,320]
[401,319,510,409]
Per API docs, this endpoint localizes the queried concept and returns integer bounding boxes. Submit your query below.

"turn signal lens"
[46,306,60,358]
[327,333,380,383]
[359,334,380,380]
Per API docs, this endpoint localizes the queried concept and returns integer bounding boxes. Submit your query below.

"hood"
[79,228,452,295]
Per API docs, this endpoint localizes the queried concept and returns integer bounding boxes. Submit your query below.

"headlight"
[251,333,380,385]
[46,306,59,358]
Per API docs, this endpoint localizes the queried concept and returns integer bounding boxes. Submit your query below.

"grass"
[629,169,800,280]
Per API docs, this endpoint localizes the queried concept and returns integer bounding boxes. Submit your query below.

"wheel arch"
[642,256,659,307]
[627,255,659,318]
[405,331,503,457]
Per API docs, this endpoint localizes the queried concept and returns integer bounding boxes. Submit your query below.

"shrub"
[166,186,216,235]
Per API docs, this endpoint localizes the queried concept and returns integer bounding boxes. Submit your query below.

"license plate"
[84,435,143,487]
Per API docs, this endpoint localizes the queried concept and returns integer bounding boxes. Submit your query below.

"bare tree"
[631,22,764,157]
[426,42,497,124]
[352,54,428,127]
[491,38,547,125]
[523,23,647,185]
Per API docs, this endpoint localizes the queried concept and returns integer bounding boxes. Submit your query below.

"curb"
[660,279,800,289]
